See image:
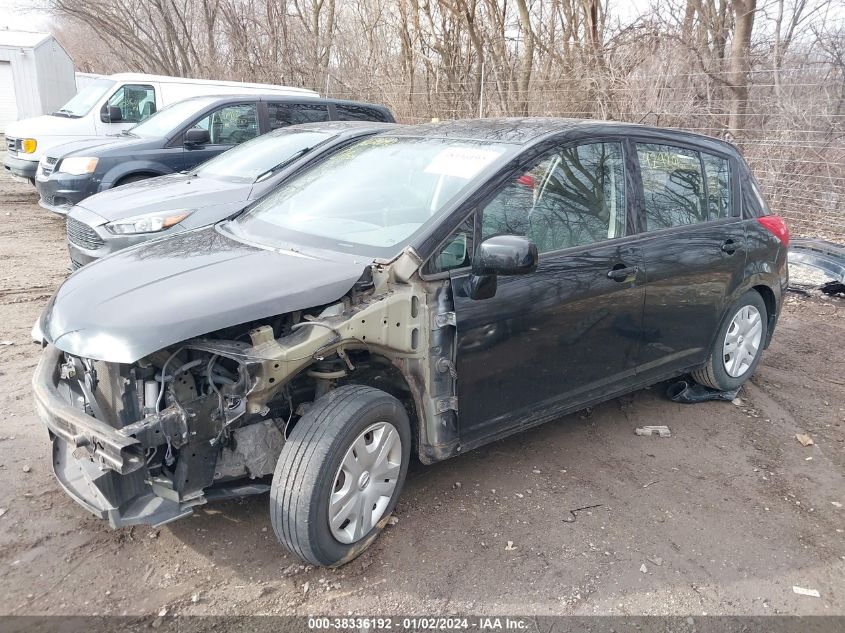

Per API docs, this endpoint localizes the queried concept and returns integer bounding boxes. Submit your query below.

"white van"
[3,73,318,183]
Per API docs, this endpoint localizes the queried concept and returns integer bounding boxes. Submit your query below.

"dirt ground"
[0,160,843,620]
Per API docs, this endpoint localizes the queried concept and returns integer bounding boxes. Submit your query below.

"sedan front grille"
[66,217,104,250]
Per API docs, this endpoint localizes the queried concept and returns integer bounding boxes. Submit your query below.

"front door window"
[191,103,260,145]
[481,142,627,253]
[107,84,156,123]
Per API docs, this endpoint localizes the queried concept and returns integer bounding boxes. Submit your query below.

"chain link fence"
[331,66,845,241]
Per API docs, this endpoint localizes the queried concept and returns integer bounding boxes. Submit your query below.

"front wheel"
[270,385,411,567]
[692,290,768,391]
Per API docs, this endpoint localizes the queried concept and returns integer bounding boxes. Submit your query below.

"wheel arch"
[100,161,170,190]
[334,353,423,460]
[713,275,782,353]
[752,283,778,348]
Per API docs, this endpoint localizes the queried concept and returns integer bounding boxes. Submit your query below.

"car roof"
[277,121,397,135]
[388,117,739,155]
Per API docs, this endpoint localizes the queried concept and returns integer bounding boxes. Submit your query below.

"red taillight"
[758,215,789,247]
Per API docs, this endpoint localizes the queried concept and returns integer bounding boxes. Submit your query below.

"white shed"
[0,30,76,133]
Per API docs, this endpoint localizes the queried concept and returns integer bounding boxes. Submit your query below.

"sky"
[0,0,48,32]
[1,0,658,36]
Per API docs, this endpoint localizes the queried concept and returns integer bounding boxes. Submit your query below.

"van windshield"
[194,129,334,183]
[53,79,115,118]
[128,98,216,138]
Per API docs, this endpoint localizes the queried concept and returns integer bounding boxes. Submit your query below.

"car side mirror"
[101,105,122,123]
[467,235,538,300]
[473,235,538,276]
[184,128,210,147]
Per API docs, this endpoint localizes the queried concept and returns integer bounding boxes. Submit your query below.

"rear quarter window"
[742,173,772,218]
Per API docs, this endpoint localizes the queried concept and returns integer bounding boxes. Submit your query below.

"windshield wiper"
[254,148,313,183]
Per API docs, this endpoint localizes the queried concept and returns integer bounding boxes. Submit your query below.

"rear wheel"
[270,385,411,567]
[692,290,767,391]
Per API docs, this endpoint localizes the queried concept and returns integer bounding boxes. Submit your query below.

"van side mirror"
[467,235,538,300]
[101,105,123,123]
[184,128,210,147]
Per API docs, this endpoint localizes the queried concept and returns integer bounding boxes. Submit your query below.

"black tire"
[692,289,768,391]
[270,385,411,567]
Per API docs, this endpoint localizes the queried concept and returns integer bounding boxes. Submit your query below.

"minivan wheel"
[691,290,768,391]
[270,385,411,567]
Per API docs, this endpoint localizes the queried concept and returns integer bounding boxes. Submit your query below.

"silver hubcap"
[722,305,763,378]
[329,422,402,544]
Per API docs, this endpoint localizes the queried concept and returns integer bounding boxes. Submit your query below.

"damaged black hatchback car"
[33,119,789,567]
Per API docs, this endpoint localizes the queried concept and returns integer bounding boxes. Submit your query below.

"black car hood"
[77,173,250,223]
[48,135,161,159]
[41,227,366,363]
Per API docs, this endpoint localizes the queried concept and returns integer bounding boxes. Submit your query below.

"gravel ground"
[0,160,843,620]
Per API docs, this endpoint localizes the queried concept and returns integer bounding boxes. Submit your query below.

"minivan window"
[336,104,392,123]
[230,136,510,256]
[106,84,156,123]
[191,103,259,144]
[195,129,332,183]
[702,153,733,219]
[268,103,330,129]
[129,98,216,138]
[637,143,707,230]
[53,79,115,118]
[481,142,626,254]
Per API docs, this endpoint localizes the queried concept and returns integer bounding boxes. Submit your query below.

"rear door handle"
[721,239,745,254]
[607,265,639,282]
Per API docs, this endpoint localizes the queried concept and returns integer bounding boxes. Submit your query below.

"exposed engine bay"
[35,249,459,527]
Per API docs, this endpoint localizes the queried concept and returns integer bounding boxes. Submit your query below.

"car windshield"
[194,129,335,183]
[230,136,510,257]
[128,98,215,138]
[53,79,115,118]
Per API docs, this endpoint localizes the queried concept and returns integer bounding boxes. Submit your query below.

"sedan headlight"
[105,210,193,235]
[21,138,37,153]
[58,156,99,176]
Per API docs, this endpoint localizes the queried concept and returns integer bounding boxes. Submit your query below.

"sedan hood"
[77,174,251,223]
[41,227,366,363]
[47,135,154,160]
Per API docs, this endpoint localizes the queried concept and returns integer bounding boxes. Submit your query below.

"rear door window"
[107,84,156,123]
[268,103,330,129]
[701,153,734,219]
[481,142,626,254]
[637,143,707,230]
[191,103,259,145]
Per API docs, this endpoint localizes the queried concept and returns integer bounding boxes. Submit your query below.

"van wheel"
[270,385,411,567]
[692,290,768,391]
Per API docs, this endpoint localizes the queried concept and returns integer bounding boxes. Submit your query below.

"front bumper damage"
[33,345,203,527]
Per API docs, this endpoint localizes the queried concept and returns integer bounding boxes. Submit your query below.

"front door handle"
[721,239,745,254]
[607,265,639,282]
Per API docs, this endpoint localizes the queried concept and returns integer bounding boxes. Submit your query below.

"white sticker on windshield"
[424,147,502,180]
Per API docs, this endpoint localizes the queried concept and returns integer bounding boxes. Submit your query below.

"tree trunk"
[728,0,756,137]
